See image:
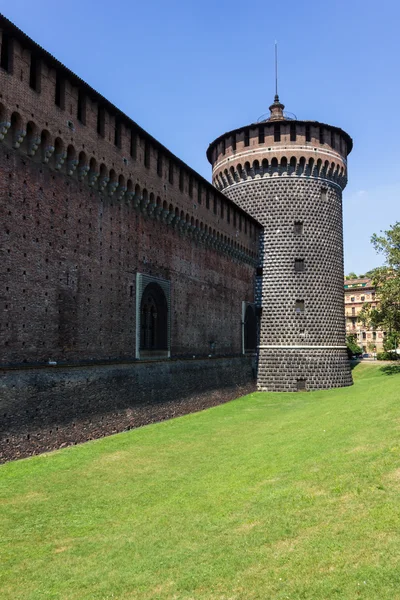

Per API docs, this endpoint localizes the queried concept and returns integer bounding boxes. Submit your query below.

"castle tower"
[207,96,353,391]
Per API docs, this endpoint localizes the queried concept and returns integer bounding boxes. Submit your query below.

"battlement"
[0,14,260,261]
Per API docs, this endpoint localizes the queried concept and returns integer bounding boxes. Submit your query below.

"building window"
[321,187,327,201]
[258,126,265,143]
[144,140,150,168]
[213,195,217,214]
[227,204,230,223]
[294,221,303,235]
[295,259,305,272]
[373,331,377,340]
[168,160,174,184]
[206,190,210,209]
[29,54,40,92]
[179,168,184,192]
[189,176,193,197]
[351,296,355,302]
[55,72,65,109]
[319,127,324,144]
[197,184,202,204]
[244,129,250,146]
[77,89,86,124]
[362,332,366,340]
[361,296,365,302]
[290,122,296,141]
[140,282,168,352]
[157,151,163,177]
[274,124,281,142]
[130,131,137,159]
[233,211,237,227]
[222,139,226,155]
[295,300,305,314]
[97,106,105,136]
[232,134,236,151]
[0,32,13,73]
[114,120,121,148]
[305,124,311,142]
[214,147,218,162]
[331,131,336,148]
[352,307,356,316]
[220,200,224,219]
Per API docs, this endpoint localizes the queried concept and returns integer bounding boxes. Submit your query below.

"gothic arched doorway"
[140,282,168,352]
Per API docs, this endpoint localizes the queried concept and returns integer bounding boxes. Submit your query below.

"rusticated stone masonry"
[208,97,353,391]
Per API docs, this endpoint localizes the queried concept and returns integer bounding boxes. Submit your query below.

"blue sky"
[4,0,399,274]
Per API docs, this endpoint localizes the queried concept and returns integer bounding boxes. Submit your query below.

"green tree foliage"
[345,271,358,280]
[346,334,362,357]
[358,222,400,357]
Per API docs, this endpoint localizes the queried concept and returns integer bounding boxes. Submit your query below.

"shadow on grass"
[379,364,400,376]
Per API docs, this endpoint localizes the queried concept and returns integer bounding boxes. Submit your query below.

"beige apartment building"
[344,278,384,353]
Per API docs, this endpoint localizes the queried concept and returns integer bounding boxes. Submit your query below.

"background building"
[344,278,384,353]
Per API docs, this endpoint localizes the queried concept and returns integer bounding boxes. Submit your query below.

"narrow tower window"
[55,72,65,109]
[213,196,217,214]
[144,140,150,168]
[130,131,137,159]
[206,190,210,209]
[157,151,163,176]
[274,124,281,142]
[244,129,250,146]
[331,130,336,148]
[294,221,303,235]
[321,187,328,201]
[290,122,296,141]
[77,89,86,124]
[197,184,202,204]
[295,300,305,314]
[232,134,236,151]
[29,54,40,91]
[168,160,174,184]
[189,176,193,197]
[222,139,226,155]
[319,127,324,144]
[258,125,265,143]
[1,32,13,73]
[305,124,311,142]
[114,120,121,148]
[295,259,305,272]
[179,168,184,191]
[97,106,105,136]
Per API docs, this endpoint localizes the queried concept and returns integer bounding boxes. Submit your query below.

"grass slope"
[1,363,400,600]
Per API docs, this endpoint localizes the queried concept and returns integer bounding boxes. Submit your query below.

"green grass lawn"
[1,363,400,600]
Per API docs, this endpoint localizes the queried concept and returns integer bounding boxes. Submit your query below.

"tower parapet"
[208,99,353,392]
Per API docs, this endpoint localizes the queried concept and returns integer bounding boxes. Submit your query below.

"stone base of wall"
[0,357,256,463]
[257,348,353,392]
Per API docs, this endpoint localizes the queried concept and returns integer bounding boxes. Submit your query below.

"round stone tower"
[207,95,353,391]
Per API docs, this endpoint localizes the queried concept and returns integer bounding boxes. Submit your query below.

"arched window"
[140,283,168,351]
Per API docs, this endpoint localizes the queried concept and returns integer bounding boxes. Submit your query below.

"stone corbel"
[27,135,41,156]
[66,158,79,176]
[13,129,27,149]
[42,145,55,164]
[108,181,119,196]
[0,121,11,140]
[116,185,127,201]
[88,172,99,187]
[78,165,90,181]
[54,151,67,170]
[98,176,110,192]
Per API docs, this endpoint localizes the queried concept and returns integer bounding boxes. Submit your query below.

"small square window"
[294,221,303,235]
[295,300,305,314]
[295,259,305,272]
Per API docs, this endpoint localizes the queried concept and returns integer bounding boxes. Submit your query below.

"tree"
[358,222,400,358]
[346,334,362,358]
[345,271,358,280]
